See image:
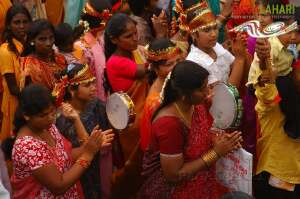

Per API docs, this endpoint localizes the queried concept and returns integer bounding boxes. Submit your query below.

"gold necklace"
[174,102,193,127]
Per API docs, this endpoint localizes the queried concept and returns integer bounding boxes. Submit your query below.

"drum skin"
[209,83,243,130]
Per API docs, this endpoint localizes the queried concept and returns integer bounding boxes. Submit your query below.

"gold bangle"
[201,149,219,168]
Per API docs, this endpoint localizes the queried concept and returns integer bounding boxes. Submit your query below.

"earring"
[30,42,34,46]
[24,116,30,121]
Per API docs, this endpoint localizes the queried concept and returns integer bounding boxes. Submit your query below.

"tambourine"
[209,83,243,130]
[106,92,136,130]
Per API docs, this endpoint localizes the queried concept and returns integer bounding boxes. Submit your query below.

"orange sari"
[0,0,11,38]
[21,54,66,90]
[140,91,160,151]
[45,0,64,25]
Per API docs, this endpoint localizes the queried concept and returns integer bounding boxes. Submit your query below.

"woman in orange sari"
[0,5,31,141]
[104,13,149,198]
[140,38,183,151]
[21,19,66,90]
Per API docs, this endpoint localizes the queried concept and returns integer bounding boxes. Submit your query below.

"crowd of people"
[0,0,299,198]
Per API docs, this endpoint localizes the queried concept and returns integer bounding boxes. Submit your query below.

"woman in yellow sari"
[104,13,149,199]
[0,5,31,141]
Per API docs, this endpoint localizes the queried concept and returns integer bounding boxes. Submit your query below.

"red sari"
[138,105,228,199]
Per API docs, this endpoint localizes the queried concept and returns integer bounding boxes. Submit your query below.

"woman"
[184,0,246,88]
[75,0,112,101]
[104,13,149,198]
[21,19,67,90]
[138,60,243,199]
[140,38,183,151]
[55,63,113,199]
[11,84,114,198]
[0,5,31,141]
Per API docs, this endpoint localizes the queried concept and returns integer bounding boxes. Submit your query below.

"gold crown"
[188,2,216,33]
[145,45,181,62]
[69,64,96,85]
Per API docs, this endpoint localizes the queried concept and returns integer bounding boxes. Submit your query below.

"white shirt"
[186,43,235,85]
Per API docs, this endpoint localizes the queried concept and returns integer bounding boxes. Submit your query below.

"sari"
[108,48,149,199]
[56,99,112,199]
[0,39,23,141]
[140,91,160,151]
[21,53,66,90]
[45,0,64,25]
[64,0,86,28]
[138,105,228,199]
[0,0,11,37]
[76,31,107,101]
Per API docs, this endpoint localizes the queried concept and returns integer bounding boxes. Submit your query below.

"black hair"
[220,191,254,199]
[182,0,200,10]
[104,13,136,59]
[2,4,32,56]
[59,63,85,101]
[147,38,177,84]
[128,0,148,16]
[21,19,55,57]
[73,0,112,38]
[55,23,74,51]
[152,60,209,119]
[1,84,54,160]
[13,84,55,133]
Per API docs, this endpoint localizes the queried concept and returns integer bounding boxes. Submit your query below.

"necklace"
[174,102,194,127]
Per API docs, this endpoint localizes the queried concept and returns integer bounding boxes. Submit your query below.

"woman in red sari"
[140,38,183,151]
[138,60,243,199]
[104,13,149,198]
[21,19,66,90]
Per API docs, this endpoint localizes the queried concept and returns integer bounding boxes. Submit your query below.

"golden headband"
[83,2,112,20]
[185,2,217,33]
[52,64,96,106]
[145,45,181,62]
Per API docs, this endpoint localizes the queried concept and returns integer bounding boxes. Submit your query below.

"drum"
[106,92,136,130]
[209,83,243,130]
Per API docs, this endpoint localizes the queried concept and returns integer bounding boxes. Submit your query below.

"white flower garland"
[159,71,172,103]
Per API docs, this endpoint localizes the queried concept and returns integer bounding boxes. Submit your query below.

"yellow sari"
[0,0,11,38]
[45,0,64,25]
[0,39,23,141]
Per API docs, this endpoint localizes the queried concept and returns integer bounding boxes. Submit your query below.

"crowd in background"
[0,0,299,198]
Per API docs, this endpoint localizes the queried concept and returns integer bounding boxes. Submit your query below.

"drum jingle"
[209,82,243,130]
[106,92,136,130]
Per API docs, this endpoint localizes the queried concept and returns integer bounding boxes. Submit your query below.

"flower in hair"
[159,71,172,103]
[79,20,90,33]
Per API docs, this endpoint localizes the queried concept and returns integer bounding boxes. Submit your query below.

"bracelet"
[201,149,219,168]
[76,158,91,169]
[218,14,227,21]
